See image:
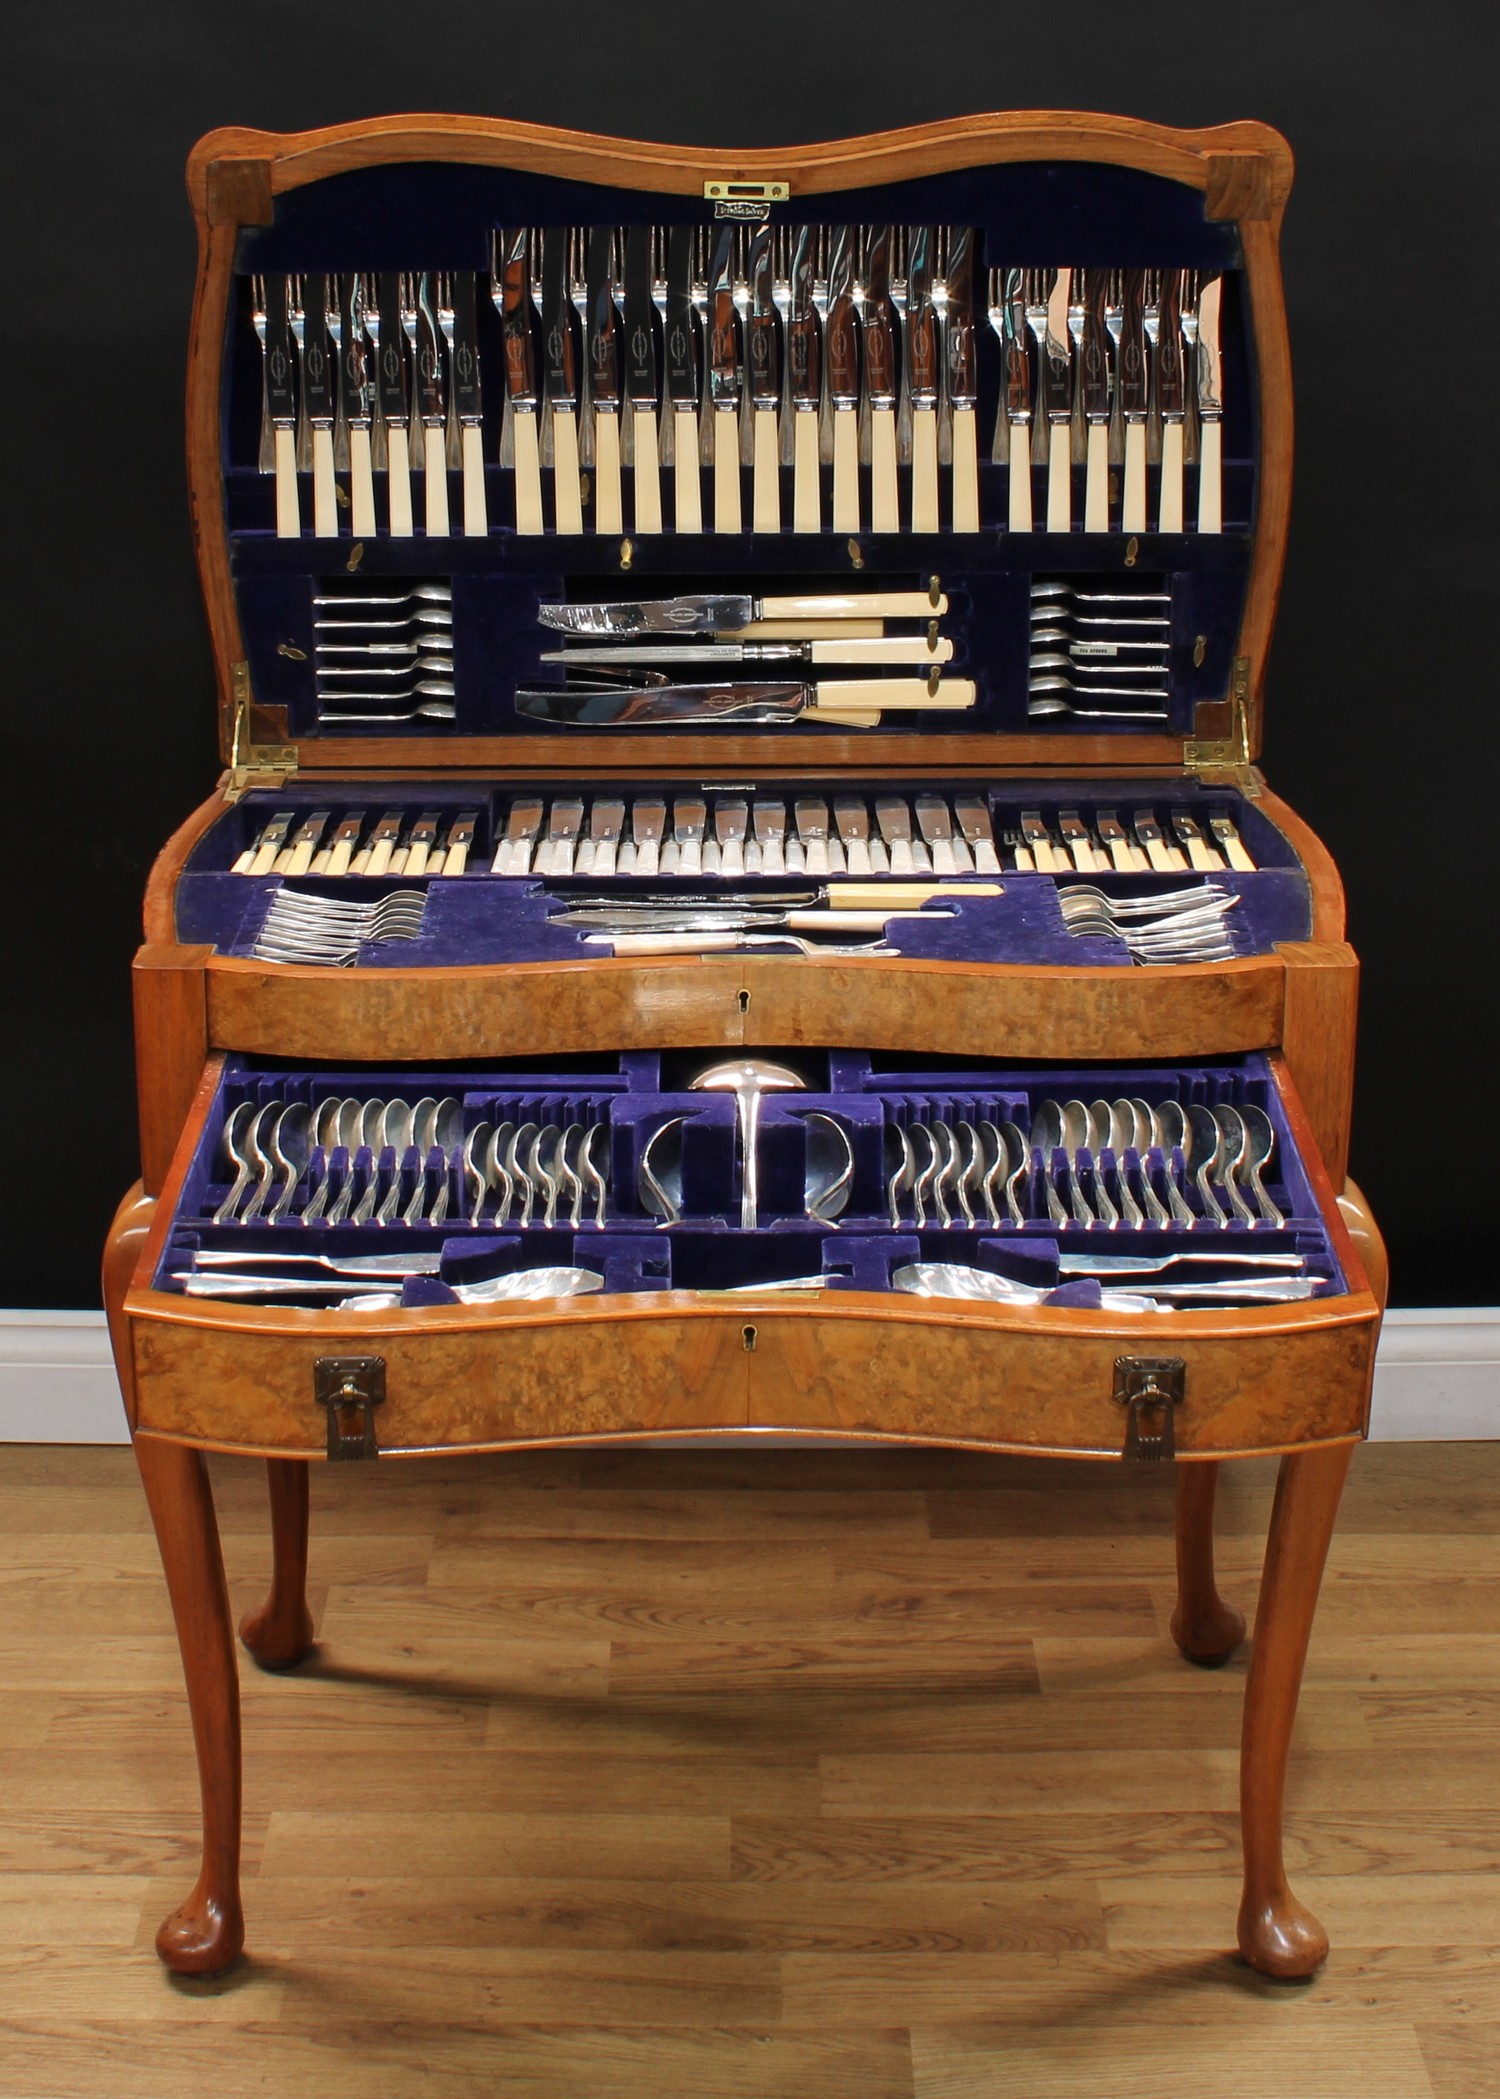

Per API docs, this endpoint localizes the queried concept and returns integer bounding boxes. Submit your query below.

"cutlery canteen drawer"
[123,1045,1378,1461]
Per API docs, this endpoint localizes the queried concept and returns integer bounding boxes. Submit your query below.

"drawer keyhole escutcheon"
[314,1356,387,1461]
[1112,1356,1186,1462]
[741,1324,758,1353]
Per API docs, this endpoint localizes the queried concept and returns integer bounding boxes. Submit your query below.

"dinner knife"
[747,225,781,532]
[539,635,953,667]
[258,275,300,537]
[585,226,623,533]
[539,228,583,533]
[415,274,451,537]
[862,226,900,532]
[944,227,979,531]
[1116,269,1149,533]
[338,276,377,537]
[788,223,821,532]
[1042,267,1073,531]
[373,272,413,537]
[665,225,702,533]
[1080,267,1112,532]
[999,269,1033,532]
[515,678,976,726]
[491,796,545,874]
[1196,272,1224,533]
[703,222,744,534]
[1154,268,1186,532]
[905,226,940,532]
[296,275,338,537]
[494,228,543,535]
[825,224,860,532]
[538,587,947,635]
[444,271,487,537]
[622,225,662,533]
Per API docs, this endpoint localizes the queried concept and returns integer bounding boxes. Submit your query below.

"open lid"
[184,111,1293,789]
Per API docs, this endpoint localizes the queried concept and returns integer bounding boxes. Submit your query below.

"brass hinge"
[703,177,789,220]
[225,662,298,802]
[1183,658,1260,797]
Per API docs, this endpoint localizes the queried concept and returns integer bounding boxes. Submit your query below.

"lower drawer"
[122,1045,1380,1460]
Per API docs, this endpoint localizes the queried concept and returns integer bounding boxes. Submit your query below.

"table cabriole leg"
[1170,1461,1246,1665]
[239,1460,315,1670]
[1236,1439,1354,1979]
[133,1435,245,1977]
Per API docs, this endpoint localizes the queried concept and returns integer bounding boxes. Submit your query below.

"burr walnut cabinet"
[103,108,1385,1983]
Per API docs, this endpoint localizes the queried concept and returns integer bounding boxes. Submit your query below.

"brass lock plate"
[314,1356,387,1461]
[1112,1356,1186,1462]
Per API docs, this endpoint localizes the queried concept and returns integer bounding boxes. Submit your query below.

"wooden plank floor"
[1,1441,1497,2098]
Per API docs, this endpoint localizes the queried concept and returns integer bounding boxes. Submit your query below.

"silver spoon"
[884,1124,914,1230]
[640,1117,684,1227]
[804,1113,854,1225]
[505,1122,541,1227]
[557,1126,588,1229]
[265,1102,312,1224]
[298,1096,346,1226]
[1212,1105,1258,1225]
[319,699,458,723]
[212,1101,258,1226]
[975,1121,1004,1227]
[238,1100,285,1225]
[424,1099,463,1226]
[1153,1101,1198,1228]
[375,1100,415,1225]
[1126,1098,1172,1226]
[909,1122,942,1228]
[690,1058,806,1233]
[998,1119,1029,1226]
[1239,1104,1285,1228]
[530,1126,563,1229]
[462,1122,493,1225]
[1027,1101,1071,1227]
[1061,1100,1103,1226]
[485,1121,516,1226]
[1102,1099,1145,1230]
[582,1123,610,1230]
[401,1098,440,1225]
[1185,1104,1229,1227]
[325,1097,374,1226]
[953,1121,983,1228]
[929,1121,958,1229]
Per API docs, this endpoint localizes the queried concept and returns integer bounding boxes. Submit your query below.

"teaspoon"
[265,1102,312,1224]
[1152,1101,1197,1227]
[462,1122,493,1226]
[640,1116,685,1228]
[1027,1101,1072,1227]
[1184,1104,1229,1227]
[975,1121,1005,1227]
[1239,1104,1285,1227]
[530,1126,563,1229]
[804,1113,854,1226]
[581,1123,610,1229]
[1102,1099,1144,1230]
[1061,1100,1104,1226]
[884,1124,914,1230]
[238,1100,285,1225]
[486,1121,517,1226]
[1212,1105,1258,1225]
[212,1101,258,1226]
[375,1100,416,1225]
[505,1122,541,1227]
[1126,1099,1172,1226]
[998,1119,1030,1226]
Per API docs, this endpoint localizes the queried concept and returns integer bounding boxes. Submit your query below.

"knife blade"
[706,222,743,533]
[537,587,948,636]
[747,224,781,533]
[906,226,940,531]
[444,270,486,537]
[665,225,702,533]
[297,274,338,537]
[338,275,377,537]
[494,228,543,534]
[1196,272,1224,533]
[373,271,413,536]
[788,223,821,532]
[415,273,451,537]
[944,227,979,531]
[515,677,974,726]
[1117,269,1148,533]
[862,226,900,531]
[622,224,661,534]
[1154,267,1186,532]
[1040,266,1074,532]
[1080,267,1112,532]
[539,227,582,533]
[586,226,623,534]
[539,634,953,667]
[1000,268,1032,532]
[258,274,300,537]
[825,224,860,533]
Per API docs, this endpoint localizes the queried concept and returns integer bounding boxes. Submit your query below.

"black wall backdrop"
[7,1,1497,1309]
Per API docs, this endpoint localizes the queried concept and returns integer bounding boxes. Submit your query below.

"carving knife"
[444,271,486,536]
[539,635,953,667]
[372,272,413,536]
[540,228,583,533]
[788,223,821,532]
[415,274,451,537]
[622,225,662,533]
[538,587,947,635]
[585,226,623,533]
[515,678,976,726]
[747,224,781,532]
[1195,272,1224,533]
[1117,269,1149,533]
[338,276,377,537]
[705,223,743,533]
[1080,268,1112,532]
[1042,267,1074,531]
[944,226,980,530]
[258,275,300,537]
[665,225,702,533]
[296,276,338,537]
[905,226,941,532]
[863,226,900,531]
[1001,268,1033,532]
[493,229,543,534]
[825,224,860,532]
[1154,268,1186,532]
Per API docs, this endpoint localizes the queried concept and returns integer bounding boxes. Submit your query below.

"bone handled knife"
[539,228,583,534]
[1001,269,1034,532]
[705,223,744,534]
[494,229,543,535]
[585,226,623,534]
[400,810,441,878]
[906,226,940,532]
[242,808,295,876]
[863,226,900,533]
[1057,809,1100,873]
[540,635,953,668]
[825,224,860,533]
[281,809,331,878]
[415,275,451,537]
[1020,810,1060,874]
[915,796,958,874]
[362,811,404,879]
[1208,812,1256,871]
[834,797,872,874]
[258,275,300,536]
[788,224,822,532]
[1094,808,1148,872]
[373,272,413,536]
[491,796,544,874]
[622,225,662,534]
[1195,273,1224,533]
[952,795,1002,874]
[1171,810,1224,872]
[747,225,781,533]
[1155,269,1186,533]
[1080,268,1112,533]
[875,797,916,875]
[1132,808,1187,874]
[1113,270,1149,533]
[444,271,487,537]
[440,809,478,875]
[944,226,980,531]
[319,812,365,877]
[1042,267,1074,532]
[340,277,377,537]
[515,678,975,726]
[297,275,339,537]
[665,226,703,534]
[537,587,948,635]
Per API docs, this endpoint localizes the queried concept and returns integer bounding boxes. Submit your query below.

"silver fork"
[249,275,274,471]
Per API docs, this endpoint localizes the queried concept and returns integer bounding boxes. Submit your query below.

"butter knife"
[1196,272,1224,533]
[622,225,662,533]
[257,274,300,537]
[944,226,979,531]
[706,222,743,533]
[493,228,543,535]
[788,223,821,532]
[297,275,338,537]
[445,270,487,536]
[825,224,860,532]
[862,226,900,532]
[415,273,451,537]
[540,228,582,533]
[1001,268,1033,532]
[905,226,940,531]
[747,224,781,532]
[1154,268,1186,532]
[373,271,413,536]
[1042,267,1073,531]
[665,225,702,533]
[1080,267,1112,532]
[339,275,377,537]
[586,226,623,533]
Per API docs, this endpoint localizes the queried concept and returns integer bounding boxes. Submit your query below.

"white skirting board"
[0,1307,1496,1447]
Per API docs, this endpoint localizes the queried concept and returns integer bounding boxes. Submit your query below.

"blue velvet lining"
[153,1049,1344,1303]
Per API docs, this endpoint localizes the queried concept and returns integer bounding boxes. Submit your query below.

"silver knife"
[788,223,821,532]
[862,226,900,531]
[1080,267,1112,533]
[515,679,973,726]
[1042,266,1073,531]
[1196,273,1224,532]
[1000,268,1032,531]
[706,223,743,533]
[336,274,377,537]
[493,228,543,534]
[415,273,451,536]
[747,224,781,532]
[586,226,623,533]
[944,226,979,530]
[538,587,947,636]
[825,225,860,532]
[905,226,940,531]
[539,634,952,667]
[1117,268,1149,533]
[540,227,583,533]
